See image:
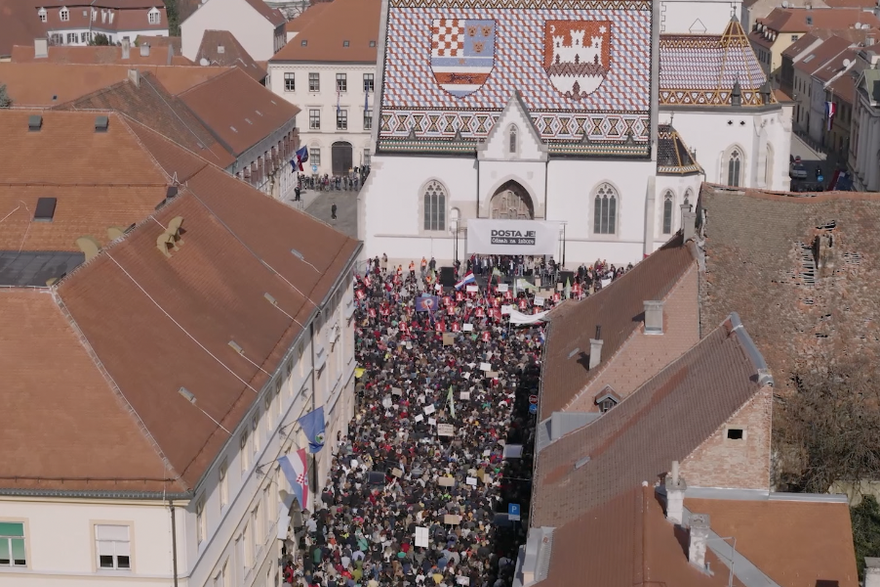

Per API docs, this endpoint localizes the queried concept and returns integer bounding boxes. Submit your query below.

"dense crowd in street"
[281,255,631,587]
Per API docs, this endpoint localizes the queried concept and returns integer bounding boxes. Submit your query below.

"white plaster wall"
[659,0,743,34]
[269,62,379,176]
[181,0,274,61]
[809,77,827,145]
[47,27,169,45]
[652,174,702,250]
[668,108,791,190]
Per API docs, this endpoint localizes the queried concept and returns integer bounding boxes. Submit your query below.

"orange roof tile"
[195,30,267,81]
[178,67,299,155]
[270,0,381,63]
[10,43,192,65]
[685,497,859,587]
[240,0,286,27]
[0,0,47,58]
[757,7,880,33]
[0,62,231,106]
[285,2,331,34]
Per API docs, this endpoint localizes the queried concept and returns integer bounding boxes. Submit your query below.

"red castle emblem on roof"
[543,20,612,100]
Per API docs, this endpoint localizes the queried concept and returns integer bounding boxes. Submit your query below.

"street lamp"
[450,219,459,264]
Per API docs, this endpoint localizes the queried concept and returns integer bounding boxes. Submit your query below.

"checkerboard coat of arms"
[430,19,496,98]
[544,20,611,100]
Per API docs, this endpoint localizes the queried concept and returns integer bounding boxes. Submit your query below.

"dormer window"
[38,7,47,21]
[595,385,621,413]
[148,7,160,25]
[59,7,69,21]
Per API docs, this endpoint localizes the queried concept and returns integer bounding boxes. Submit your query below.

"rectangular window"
[263,395,273,438]
[0,522,26,567]
[308,72,320,92]
[196,498,207,544]
[148,9,160,24]
[363,109,372,130]
[336,73,347,92]
[284,72,295,92]
[337,109,348,130]
[243,524,253,569]
[219,460,229,508]
[363,73,374,93]
[251,415,260,455]
[39,10,46,21]
[309,109,321,130]
[95,524,131,570]
[66,32,77,44]
[252,503,261,547]
[60,8,69,21]
[310,148,321,167]
[241,431,250,475]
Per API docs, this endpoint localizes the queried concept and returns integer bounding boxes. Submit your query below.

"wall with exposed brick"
[680,384,773,490]
[566,265,700,412]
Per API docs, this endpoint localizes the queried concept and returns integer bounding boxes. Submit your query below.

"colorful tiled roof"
[656,124,702,175]
[377,0,653,157]
[659,17,772,107]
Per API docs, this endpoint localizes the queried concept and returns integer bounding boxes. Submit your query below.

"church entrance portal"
[331,142,353,176]
[490,181,534,219]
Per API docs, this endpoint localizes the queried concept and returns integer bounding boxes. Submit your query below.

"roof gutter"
[0,487,193,500]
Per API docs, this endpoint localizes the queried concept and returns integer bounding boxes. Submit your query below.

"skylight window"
[301,39,307,46]
[343,40,350,47]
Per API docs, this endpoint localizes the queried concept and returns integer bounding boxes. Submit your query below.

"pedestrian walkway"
[282,189,359,240]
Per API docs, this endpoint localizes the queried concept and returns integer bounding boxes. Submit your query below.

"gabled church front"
[358,0,790,266]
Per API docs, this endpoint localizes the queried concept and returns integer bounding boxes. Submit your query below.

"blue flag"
[415,295,440,312]
[298,407,325,453]
[365,90,369,115]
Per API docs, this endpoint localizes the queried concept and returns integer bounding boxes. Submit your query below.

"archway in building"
[331,141,353,176]
[489,180,534,219]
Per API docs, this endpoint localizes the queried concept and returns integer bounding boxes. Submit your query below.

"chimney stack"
[681,204,696,242]
[167,43,174,65]
[665,460,687,524]
[122,38,130,59]
[34,38,48,59]
[140,43,150,57]
[688,514,711,570]
[866,558,880,587]
[128,68,139,87]
[589,326,603,370]
[644,300,664,334]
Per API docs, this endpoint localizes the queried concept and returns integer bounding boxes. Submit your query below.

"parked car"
[790,162,807,180]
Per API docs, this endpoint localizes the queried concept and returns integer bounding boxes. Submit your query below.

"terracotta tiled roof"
[660,18,770,107]
[685,497,859,587]
[657,124,702,175]
[0,289,182,493]
[540,234,696,414]
[178,67,300,155]
[270,0,380,63]
[534,314,765,527]
[828,68,858,104]
[285,2,331,35]
[812,47,858,83]
[135,34,182,52]
[0,0,47,58]
[781,32,824,59]
[756,7,880,33]
[0,108,360,493]
[37,3,168,33]
[793,36,852,75]
[196,30,267,81]
[240,0,286,27]
[0,63,231,106]
[53,72,235,169]
[697,185,880,394]
[540,486,745,587]
[10,43,193,65]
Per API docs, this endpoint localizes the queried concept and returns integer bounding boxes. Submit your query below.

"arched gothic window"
[423,180,446,231]
[508,125,517,154]
[727,149,742,187]
[593,183,617,235]
[662,191,674,234]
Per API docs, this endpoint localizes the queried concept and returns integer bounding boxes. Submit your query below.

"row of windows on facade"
[420,180,693,235]
[284,72,374,94]
[39,6,161,24]
[0,522,133,571]
[307,108,372,131]
[51,31,130,45]
[234,132,296,185]
[305,147,372,169]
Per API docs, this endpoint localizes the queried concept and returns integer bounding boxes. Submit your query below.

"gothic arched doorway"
[490,181,534,219]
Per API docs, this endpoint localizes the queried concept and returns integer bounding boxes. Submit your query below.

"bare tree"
[0,84,11,108]
[776,359,880,494]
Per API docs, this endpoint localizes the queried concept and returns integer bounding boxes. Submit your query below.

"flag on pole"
[825,101,836,131]
[454,271,476,290]
[298,407,326,453]
[416,295,440,312]
[290,146,309,172]
[447,385,455,418]
[278,448,309,511]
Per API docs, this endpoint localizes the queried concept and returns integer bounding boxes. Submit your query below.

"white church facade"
[357,0,790,267]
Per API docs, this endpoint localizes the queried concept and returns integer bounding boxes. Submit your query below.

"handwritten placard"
[466,476,478,486]
[424,404,436,415]
[414,414,424,422]
[466,285,478,293]
[392,468,403,478]
[438,477,455,487]
[497,284,509,292]
[463,323,474,332]
[428,417,437,426]
[534,296,545,307]
[444,514,461,525]
[437,424,455,437]
[415,526,429,548]
[460,391,471,401]
[480,362,491,372]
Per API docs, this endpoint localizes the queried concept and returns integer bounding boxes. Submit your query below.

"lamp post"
[450,219,459,265]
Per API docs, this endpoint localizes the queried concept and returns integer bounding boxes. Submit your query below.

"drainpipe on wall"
[308,318,320,509]
[169,500,179,587]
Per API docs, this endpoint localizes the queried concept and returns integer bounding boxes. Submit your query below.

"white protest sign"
[534,296,545,307]
[466,476,478,486]
[460,391,471,401]
[497,284,509,292]
[428,417,437,426]
[415,526,429,548]
[480,362,491,372]
[437,424,455,437]
[463,323,474,332]
[463,373,471,380]
[457,577,470,586]
[424,404,436,415]
[466,285,478,293]
[414,414,424,422]
[382,397,392,409]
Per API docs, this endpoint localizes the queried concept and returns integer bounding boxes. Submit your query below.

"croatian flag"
[825,101,836,131]
[454,271,476,290]
[278,448,309,511]
[290,146,309,172]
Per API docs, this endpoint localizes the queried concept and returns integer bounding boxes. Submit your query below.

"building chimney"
[665,460,687,524]
[34,38,48,59]
[866,558,880,587]
[644,300,664,334]
[122,38,130,59]
[140,43,150,57]
[589,325,603,370]
[688,514,711,570]
[681,204,697,242]
[128,68,139,87]
[166,43,174,65]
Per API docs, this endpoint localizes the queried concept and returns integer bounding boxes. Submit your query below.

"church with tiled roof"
[357,0,791,266]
